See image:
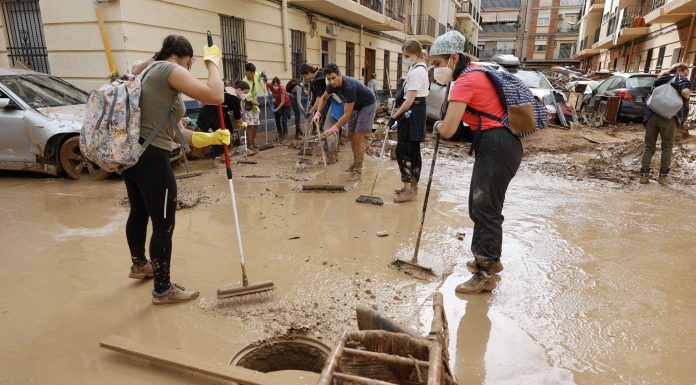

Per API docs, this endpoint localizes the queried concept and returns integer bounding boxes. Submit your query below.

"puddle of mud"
[2,131,696,385]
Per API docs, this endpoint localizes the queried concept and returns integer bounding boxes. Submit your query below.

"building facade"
[479,0,582,67]
[0,0,480,93]
[576,0,696,82]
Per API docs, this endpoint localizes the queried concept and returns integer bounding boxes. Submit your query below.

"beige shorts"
[244,109,260,126]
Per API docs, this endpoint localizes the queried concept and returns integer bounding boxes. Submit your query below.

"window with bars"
[321,39,330,68]
[643,48,653,74]
[2,0,50,74]
[346,42,355,77]
[220,15,247,82]
[396,53,403,80]
[383,50,390,89]
[655,45,666,73]
[290,30,306,79]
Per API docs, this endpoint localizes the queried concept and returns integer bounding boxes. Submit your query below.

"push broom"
[301,121,346,192]
[203,32,274,299]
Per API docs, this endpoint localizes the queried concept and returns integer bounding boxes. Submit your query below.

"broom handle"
[368,119,392,197]
[412,80,450,263]
[314,121,330,185]
[209,31,248,286]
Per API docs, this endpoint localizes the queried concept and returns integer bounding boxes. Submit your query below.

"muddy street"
[1,129,695,385]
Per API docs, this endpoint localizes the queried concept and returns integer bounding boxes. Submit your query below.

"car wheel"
[59,136,111,180]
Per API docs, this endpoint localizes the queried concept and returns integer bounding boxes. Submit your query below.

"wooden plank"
[342,347,429,368]
[99,335,278,385]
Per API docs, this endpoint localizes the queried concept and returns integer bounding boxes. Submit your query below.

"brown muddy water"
[1,142,695,385]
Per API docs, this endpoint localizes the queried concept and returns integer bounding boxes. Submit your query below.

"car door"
[0,87,35,163]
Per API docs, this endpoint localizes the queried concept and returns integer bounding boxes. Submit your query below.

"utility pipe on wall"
[282,0,290,72]
[93,1,118,80]
[681,13,696,63]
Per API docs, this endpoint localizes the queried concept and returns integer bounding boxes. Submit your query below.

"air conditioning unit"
[326,25,339,36]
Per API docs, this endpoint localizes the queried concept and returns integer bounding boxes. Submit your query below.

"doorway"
[364,48,376,85]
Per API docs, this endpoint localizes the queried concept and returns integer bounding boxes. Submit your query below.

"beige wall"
[0,0,405,92]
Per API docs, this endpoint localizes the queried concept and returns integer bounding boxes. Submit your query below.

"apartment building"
[0,0,480,93]
[575,0,696,82]
[479,0,582,67]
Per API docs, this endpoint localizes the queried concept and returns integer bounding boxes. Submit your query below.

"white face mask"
[433,57,454,84]
[403,56,414,67]
[239,92,248,100]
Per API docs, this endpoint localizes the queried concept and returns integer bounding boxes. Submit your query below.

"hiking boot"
[326,153,338,165]
[349,169,362,181]
[639,175,650,184]
[394,187,417,203]
[466,258,504,274]
[455,271,500,294]
[129,261,153,279]
[152,283,199,305]
[658,174,669,185]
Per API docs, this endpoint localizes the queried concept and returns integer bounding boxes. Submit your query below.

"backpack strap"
[140,94,189,153]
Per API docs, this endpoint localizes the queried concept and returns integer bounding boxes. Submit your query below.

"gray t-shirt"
[139,61,186,151]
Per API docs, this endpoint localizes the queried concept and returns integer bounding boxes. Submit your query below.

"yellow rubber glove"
[203,44,222,68]
[192,129,230,148]
[239,121,248,129]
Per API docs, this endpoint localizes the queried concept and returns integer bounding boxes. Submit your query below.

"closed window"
[538,11,550,26]
[535,44,547,52]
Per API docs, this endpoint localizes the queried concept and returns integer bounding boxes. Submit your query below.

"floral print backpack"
[80,62,180,173]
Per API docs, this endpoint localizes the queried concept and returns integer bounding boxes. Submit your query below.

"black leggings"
[123,145,177,294]
[396,103,426,184]
[469,128,522,260]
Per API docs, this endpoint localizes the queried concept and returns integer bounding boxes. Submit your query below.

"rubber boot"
[456,256,501,294]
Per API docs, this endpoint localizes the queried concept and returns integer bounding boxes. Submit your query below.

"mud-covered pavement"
[1,125,695,385]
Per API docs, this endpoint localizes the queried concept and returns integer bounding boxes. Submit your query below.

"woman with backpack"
[430,31,523,294]
[390,39,429,203]
[287,78,306,140]
[266,77,292,144]
[125,35,228,305]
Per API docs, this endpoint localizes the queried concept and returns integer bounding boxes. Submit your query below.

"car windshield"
[0,74,87,108]
[626,76,656,89]
[514,71,552,89]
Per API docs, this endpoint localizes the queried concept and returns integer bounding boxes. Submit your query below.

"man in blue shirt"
[641,62,692,185]
[312,64,377,180]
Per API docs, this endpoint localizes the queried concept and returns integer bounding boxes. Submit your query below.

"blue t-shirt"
[326,76,376,111]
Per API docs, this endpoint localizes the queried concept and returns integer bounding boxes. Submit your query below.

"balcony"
[406,14,437,44]
[481,23,519,33]
[589,0,605,13]
[646,0,696,24]
[593,5,649,49]
[288,0,404,31]
[557,25,580,33]
[457,1,482,27]
[478,48,516,59]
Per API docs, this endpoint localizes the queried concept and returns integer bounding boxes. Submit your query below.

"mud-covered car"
[0,69,182,180]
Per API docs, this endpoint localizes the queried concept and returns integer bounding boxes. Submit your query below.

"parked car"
[512,69,566,114]
[581,73,657,122]
[0,69,182,180]
[425,62,508,122]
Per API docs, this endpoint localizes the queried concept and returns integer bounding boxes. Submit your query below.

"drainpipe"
[359,25,364,81]
[281,0,290,73]
[681,13,696,63]
[93,0,118,80]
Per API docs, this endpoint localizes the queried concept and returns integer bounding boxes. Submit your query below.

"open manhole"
[231,336,330,374]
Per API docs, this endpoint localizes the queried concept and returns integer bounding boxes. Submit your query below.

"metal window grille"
[321,39,329,68]
[655,45,666,73]
[346,42,355,77]
[383,50,390,89]
[220,15,247,82]
[2,0,50,74]
[396,53,402,80]
[644,48,653,74]
[291,30,306,79]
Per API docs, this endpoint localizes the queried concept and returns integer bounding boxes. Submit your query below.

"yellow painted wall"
[0,0,405,92]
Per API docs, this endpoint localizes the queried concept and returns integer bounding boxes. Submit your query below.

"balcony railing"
[590,0,605,4]
[557,25,580,33]
[460,1,481,23]
[354,0,383,13]
[406,14,436,37]
[481,23,518,33]
[384,0,405,23]
[648,0,665,13]
[619,4,647,28]
[555,49,573,59]
[479,48,516,59]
